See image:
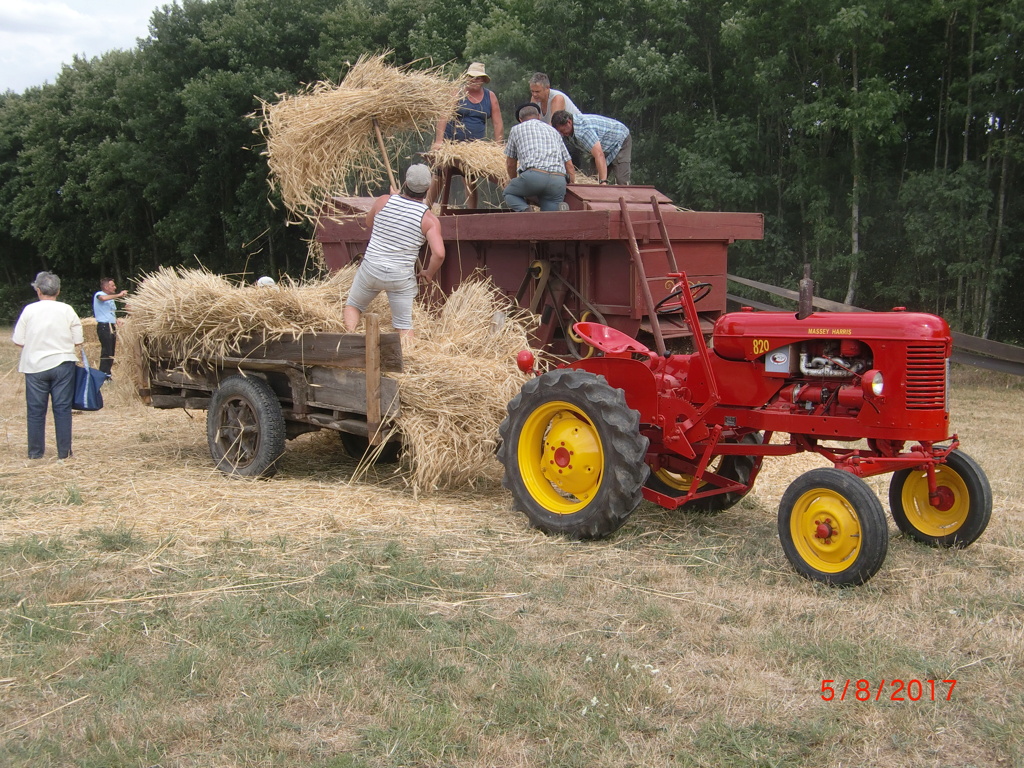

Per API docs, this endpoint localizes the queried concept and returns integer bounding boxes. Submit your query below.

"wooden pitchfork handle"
[372,118,398,192]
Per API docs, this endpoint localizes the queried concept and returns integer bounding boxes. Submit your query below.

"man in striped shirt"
[344,165,445,337]
[551,110,632,185]
[502,104,575,212]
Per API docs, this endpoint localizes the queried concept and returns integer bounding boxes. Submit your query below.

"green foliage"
[0,0,1022,338]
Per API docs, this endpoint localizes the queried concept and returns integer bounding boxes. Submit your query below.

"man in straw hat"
[12,271,84,460]
[344,164,445,338]
[502,104,575,212]
[427,61,504,208]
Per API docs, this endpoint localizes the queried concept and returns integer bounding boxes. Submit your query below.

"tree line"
[0,0,1020,342]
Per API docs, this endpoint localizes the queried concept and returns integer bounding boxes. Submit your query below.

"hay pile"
[426,139,510,188]
[399,281,535,491]
[121,268,537,494]
[257,53,460,224]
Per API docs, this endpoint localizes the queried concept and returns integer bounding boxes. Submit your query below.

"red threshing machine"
[317,185,991,585]
[317,185,764,354]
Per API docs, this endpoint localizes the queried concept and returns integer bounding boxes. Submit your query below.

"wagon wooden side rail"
[136,314,404,477]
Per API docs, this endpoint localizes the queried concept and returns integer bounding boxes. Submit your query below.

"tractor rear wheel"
[778,468,889,586]
[498,369,649,539]
[888,450,991,548]
[645,433,762,513]
[207,374,286,478]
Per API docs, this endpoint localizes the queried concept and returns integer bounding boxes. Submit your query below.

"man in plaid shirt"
[551,110,632,185]
[502,104,576,211]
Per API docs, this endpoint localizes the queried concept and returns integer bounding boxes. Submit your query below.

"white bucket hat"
[466,62,490,83]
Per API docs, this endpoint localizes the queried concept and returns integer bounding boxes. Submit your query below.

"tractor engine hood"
[712,310,952,363]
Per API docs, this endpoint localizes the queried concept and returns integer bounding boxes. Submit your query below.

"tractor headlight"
[862,369,884,397]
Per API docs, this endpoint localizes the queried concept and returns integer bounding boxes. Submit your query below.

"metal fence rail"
[727,274,1024,377]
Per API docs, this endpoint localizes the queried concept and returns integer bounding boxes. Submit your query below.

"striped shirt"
[363,194,429,273]
[569,114,630,163]
[504,119,571,175]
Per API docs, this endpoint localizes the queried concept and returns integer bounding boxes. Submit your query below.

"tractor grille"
[905,343,947,409]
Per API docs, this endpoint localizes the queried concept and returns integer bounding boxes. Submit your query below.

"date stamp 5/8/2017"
[821,679,957,702]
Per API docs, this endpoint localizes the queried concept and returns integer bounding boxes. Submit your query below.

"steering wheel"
[655,281,713,315]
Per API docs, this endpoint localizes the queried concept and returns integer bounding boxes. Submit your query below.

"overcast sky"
[1,0,164,94]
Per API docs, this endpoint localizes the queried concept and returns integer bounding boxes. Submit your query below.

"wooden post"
[364,313,382,445]
[798,263,815,320]
[372,119,398,192]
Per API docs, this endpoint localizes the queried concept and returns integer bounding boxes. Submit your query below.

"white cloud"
[0,0,161,93]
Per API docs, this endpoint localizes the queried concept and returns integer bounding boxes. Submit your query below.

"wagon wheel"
[207,374,286,478]
[339,432,402,464]
[888,450,991,548]
[654,281,713,316]
[646,432,763,513]
[778,468,889,586]
[497,369,649,539]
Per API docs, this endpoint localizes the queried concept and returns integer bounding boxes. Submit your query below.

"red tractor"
[498,273,992,585]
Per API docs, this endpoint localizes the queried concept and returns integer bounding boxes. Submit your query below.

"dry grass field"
[1,328,1022,767]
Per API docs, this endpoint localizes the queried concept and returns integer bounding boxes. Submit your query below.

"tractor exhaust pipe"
[797,263,814,320]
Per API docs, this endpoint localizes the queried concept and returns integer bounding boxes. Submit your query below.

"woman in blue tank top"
[429,62,504,208]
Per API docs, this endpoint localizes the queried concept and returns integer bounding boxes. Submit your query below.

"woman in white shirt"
[11,272,84,460]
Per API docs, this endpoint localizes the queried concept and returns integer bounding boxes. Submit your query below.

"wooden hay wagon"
[136,315,401,477]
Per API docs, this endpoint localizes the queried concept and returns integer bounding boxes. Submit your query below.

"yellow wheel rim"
[517,400,603,515]
[898,465,969,537]
[652,456,724,492]
[789,488,863,574]
[654,468,699,492]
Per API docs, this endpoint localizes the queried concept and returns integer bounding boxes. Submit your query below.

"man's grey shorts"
[346,265,418,330]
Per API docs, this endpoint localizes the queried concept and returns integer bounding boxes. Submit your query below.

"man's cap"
[515,102,541,122]
[256,276,277,288]
[466,62,490,82]
[405,164,432,193]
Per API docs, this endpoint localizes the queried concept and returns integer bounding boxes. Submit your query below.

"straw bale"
[256,52,460,224]
[81,317,99,345]
[122,268,538,494]
[397,280,537,492]
[425,139,510,188]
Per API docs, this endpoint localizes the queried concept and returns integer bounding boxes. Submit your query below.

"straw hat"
[466,62,490,83]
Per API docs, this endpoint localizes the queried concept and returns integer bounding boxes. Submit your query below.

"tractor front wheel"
[207,374,286,478]
[778,468,889,586]
[498,369,649,539]
[888,450,991,548]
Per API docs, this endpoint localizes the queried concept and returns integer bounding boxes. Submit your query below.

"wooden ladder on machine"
[619,195,681,357]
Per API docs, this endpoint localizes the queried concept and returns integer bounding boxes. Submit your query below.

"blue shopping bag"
[73,348,106,411]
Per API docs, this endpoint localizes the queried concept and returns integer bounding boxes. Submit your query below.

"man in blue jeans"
[502,104,575,211]
[12,272,84,460]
